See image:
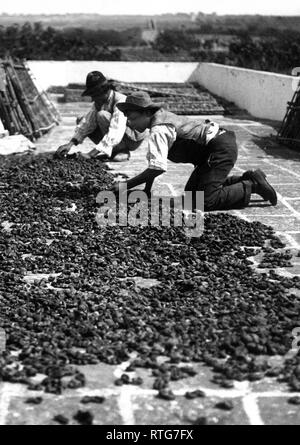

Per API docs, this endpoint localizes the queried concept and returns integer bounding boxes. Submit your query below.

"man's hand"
[110,169,162,195]
[54,141,74,158]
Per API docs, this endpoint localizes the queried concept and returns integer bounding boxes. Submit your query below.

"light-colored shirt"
[147,125,176,172]
[147,122,220,172]
[72,91,127,157]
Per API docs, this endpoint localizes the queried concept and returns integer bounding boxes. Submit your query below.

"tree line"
[0,22,299,74]
[0,22,136,60]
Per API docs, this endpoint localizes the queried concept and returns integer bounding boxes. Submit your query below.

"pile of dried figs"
[0,154,300,395]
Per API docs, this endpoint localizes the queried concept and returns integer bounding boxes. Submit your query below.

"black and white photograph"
[0,0,300,428]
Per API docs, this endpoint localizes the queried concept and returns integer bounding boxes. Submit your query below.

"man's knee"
[204,188,221,211]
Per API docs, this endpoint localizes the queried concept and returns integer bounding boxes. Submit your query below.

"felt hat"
[81,71,111,97]
[117,91,165,113]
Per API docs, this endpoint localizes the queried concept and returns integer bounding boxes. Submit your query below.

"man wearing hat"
[55,71,147,161]
[112,91,277,211]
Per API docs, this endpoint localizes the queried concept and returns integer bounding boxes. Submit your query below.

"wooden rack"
[0,58,60,140]
[64,80,226,115]
[277,80,300,150]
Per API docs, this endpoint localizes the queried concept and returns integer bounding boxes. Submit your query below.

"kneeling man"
[111,91,277,211]
[55,71,148,161]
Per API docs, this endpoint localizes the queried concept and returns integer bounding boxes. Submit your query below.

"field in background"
[0,13,193,30]
[0,13,300,74]
[1,13,300,32]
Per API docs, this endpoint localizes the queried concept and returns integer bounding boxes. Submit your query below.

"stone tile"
[170,366,228,392]
[241,201,291,216]
[220,120,261,128]
[258,397,300,425]
[132,395,249,425]
[245,216,300,232]
[264,156,300,165]
[275,185,300,199]
[290,233,300,245]
[241,127,277,138]
[249,378,290,393]
[282,264,300,275]
[270,158,300,167]
[234,164,264,171]
[76,364,119,390]
[240,141,264,150]
[287,200,300,213]
[112,363,223,393]
[263,160,300,171]
[6,393,122,425]
[265,174,300,185]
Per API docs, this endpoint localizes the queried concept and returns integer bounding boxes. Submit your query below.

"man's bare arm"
[110,169,163,193]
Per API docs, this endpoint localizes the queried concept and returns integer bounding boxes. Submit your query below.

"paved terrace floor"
[1,99,300,425]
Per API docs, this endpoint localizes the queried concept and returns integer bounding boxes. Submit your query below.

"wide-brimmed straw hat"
[81,71,112,97]
[117,91,165,114]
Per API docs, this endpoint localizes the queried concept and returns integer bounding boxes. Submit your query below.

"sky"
[0,0,299,16]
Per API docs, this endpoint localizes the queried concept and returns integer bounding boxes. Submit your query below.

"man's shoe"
[248,169,277,206]
[241,170,254,181]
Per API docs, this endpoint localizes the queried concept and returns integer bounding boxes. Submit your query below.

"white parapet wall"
[27,61,199,90]
[189,63,299,122]
[27,61,299,122]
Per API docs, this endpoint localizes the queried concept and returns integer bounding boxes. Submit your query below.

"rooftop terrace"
[1,64,300,425]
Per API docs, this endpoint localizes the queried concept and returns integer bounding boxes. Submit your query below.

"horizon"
[0,11,300,18]
[0,0,299,17]
[1,11,300,17]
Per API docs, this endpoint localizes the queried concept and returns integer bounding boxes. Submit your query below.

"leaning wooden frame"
[0,58,60,140]
[277,80,300,150]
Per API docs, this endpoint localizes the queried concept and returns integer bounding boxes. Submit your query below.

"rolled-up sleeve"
[96,105,127,157]
[72,104,98,144]
[147,125,176,172]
